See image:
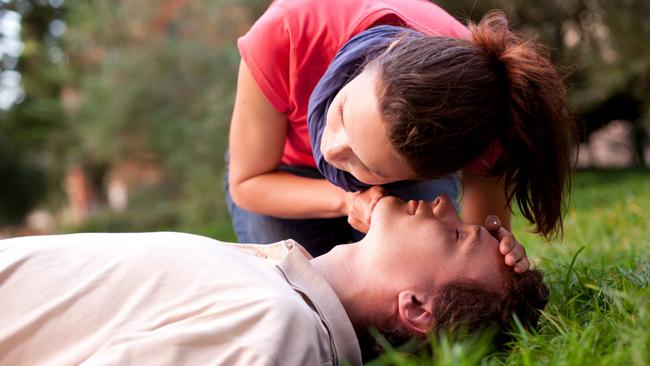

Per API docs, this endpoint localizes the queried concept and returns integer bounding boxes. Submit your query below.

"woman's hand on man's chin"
[345,186,386,233]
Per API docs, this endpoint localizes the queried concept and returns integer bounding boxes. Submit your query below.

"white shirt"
[0,232,362,366]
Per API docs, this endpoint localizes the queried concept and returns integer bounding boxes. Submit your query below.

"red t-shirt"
[238,0,498,173]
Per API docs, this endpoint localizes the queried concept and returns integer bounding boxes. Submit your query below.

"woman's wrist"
[336,190,353,217]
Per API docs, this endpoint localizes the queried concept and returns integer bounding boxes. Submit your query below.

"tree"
[437,0,650,165]
[0,0,67,224]
[59,0,268,233]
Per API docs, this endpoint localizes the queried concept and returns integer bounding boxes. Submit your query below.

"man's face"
[359,195,508,293]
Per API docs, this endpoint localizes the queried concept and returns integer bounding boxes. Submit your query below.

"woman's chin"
[324,158,346,172]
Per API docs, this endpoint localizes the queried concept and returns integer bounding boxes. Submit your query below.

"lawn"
[368,169,650,365]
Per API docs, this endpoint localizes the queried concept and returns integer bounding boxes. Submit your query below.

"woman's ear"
[397,290,434,335]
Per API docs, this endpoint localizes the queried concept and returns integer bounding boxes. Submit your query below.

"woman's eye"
[362,164,386,179]
[364,165,378,176]
[455,229,460,241]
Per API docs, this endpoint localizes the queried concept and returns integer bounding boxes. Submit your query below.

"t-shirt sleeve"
[237,3,292,113]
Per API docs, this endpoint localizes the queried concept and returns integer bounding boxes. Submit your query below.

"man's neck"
[310,243,375,334]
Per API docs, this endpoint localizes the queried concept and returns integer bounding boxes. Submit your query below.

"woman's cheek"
[351,170,385,186]
[320,113,338,152]
[319,128,329,153]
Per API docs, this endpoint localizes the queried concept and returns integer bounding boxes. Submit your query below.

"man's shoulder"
[252,283,320,322]
[233,279,334,364]
[220,239,308,263]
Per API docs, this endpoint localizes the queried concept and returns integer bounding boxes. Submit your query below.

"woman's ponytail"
[470,11,576,238]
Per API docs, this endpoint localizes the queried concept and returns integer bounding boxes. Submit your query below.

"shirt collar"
[276,240,362,366]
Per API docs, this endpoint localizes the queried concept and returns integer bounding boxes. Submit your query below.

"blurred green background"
[0,0,648,239]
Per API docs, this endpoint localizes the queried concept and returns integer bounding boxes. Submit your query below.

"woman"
[226,0,575,261]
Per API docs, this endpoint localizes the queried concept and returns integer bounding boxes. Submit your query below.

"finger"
[507,243,527,263]
[365,185,386,199]
[505,245,525,266]
[499,235,516,255]
[364,203,373,227]
[369,187,386,204]
[345,191,360,215]
[484,215,502,232]
[367,188,387,216]
[514,258,530,273]
[348,216,369,233]
[493,227,513,241]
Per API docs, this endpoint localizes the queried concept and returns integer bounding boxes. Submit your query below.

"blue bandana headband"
[307,25,418,192]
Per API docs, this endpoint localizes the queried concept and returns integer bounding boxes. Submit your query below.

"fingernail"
[486,215,501,227]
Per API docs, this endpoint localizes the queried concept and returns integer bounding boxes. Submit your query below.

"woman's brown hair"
[369,11,576,238]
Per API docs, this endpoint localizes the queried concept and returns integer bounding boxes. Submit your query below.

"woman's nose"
[323,130,350,162]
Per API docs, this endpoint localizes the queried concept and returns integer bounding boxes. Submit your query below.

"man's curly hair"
[374,269,549,352]
[432,269,550,335]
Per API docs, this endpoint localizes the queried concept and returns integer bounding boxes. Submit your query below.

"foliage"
[0,0,272,228]
[57,0,267,233]
[436,0,650,115]
[438,0,650,165]
[0,1,68,222]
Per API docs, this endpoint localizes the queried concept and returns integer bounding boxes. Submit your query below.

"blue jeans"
[224,157,460,256]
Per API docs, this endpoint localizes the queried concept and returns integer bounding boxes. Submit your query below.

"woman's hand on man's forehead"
[484,215,531,273]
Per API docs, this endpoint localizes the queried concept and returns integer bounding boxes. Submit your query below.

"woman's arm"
[463,170,531,272]
[460,169,511,229]
[228,60,350,219]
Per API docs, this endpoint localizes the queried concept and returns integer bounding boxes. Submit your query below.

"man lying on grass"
[0,195,548,366]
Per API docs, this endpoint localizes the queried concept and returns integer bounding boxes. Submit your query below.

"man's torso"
[0,232,342,365]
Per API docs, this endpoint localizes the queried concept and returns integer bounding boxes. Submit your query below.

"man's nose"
[433,195,455,216]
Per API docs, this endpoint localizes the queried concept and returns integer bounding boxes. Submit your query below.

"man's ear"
[397,290,434,335]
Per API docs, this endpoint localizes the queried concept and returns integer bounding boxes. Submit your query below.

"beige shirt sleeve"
[0,232,334,366]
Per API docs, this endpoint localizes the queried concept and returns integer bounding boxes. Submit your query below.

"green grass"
[368,169,650,365]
